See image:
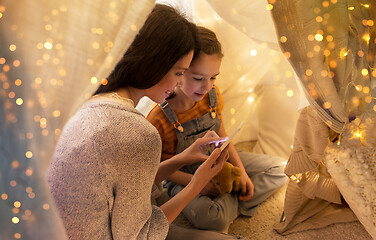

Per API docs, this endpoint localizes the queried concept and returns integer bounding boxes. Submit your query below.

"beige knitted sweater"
[47,96,169,239]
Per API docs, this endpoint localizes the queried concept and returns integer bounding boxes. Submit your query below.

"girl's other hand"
[238,173,254,201]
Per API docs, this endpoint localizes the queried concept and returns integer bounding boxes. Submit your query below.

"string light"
[286,89,294,97]
[12,217,20,224]
[350,126,366,143]
[249,49,257,56]
[314,33,324,41]
[362,34,370,44]
[91,76,98,84]
[9,44,16,51]
[43,41,53,49]
[339,48,349,58]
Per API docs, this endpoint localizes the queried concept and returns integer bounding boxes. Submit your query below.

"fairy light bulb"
[352,127,366,143]
[354,130,362,138]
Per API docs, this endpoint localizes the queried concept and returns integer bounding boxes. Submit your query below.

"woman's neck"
[115,87,142,106]
[168,88,196,112]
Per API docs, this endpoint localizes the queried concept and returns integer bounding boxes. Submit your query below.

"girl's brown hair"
[192,26,223,62]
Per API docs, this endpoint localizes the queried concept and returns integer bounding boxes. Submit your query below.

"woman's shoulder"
[64,100,157,141]
[80,99,146,124]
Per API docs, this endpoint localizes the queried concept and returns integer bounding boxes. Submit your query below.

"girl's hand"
[179,131,227,166]
[190,147,229,191]
[200,181,220,197]
[238,173,254,201]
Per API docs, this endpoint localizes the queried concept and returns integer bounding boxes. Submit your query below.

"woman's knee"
[185,202,231,231]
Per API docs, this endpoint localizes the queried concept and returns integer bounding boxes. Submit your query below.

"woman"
[47,4,237,240]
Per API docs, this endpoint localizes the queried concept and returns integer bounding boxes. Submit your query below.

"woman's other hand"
[190,147,229,191]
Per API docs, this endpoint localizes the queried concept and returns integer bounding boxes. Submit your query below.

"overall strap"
[159,100,184,132]
[208,87,218,108]
[208,87,218,119]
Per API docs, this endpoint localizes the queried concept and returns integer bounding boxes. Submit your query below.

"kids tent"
[0,0,374,239]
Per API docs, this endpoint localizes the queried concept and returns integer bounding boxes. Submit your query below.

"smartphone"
[219,122,243,151]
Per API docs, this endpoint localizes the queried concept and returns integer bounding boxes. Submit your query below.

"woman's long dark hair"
[94,4,197,95]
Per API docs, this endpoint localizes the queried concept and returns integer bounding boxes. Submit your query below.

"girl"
[47,5,240,240]
[147,26,288,232]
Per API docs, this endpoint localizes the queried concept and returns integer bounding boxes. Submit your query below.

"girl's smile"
[194,92,206,98]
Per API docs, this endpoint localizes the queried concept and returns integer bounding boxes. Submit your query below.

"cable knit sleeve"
[47,100,169,240]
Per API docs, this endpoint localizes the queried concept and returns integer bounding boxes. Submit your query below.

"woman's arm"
[166,170,192,186]
[155,155,187,185]
[160,148,228,223]
[154,131,226,185]
[162,160,220,198]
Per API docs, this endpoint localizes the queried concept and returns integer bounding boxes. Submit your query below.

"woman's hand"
[200,181,220,197]
[238,172,254,201]
[178,131,227,166]
[190,147,229,191]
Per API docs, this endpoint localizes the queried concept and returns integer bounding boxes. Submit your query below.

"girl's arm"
[160,148,228,223]
[218,121,254,201]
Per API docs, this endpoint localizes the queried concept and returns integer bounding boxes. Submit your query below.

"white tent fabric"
[0,0,374,239]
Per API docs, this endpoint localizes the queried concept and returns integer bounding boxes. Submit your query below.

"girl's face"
[145,51,193,104]
[181,53,222,102]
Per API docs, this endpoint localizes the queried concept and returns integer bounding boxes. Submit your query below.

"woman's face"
[145,51,194,104]
[180,53,222,102]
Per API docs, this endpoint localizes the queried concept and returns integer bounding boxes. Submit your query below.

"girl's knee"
[269,156,287,167]
[266,156,287,173]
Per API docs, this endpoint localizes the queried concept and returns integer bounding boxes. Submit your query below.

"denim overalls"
[160,87,288,231]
